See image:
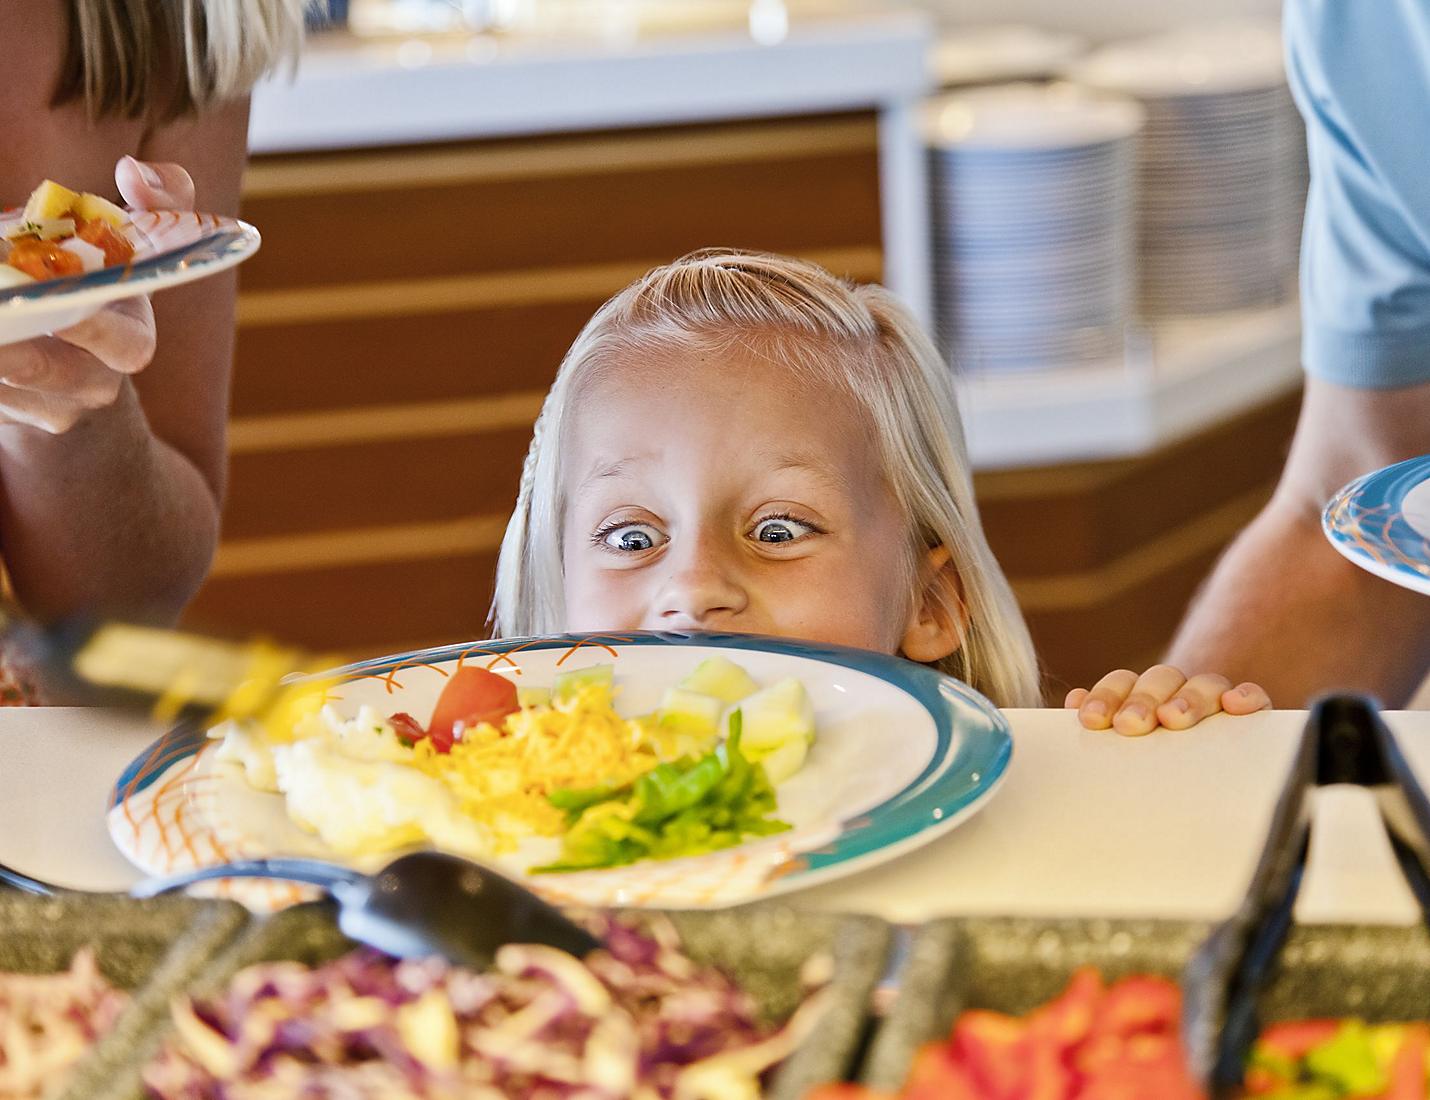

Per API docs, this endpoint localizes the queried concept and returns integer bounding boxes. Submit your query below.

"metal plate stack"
[1067,24,1306,317]
[925,83,1143,373]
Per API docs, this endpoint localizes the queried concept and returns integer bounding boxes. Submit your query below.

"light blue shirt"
[1286,0,1430,388]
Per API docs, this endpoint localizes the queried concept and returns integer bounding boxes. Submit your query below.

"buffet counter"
[7,707,1422,927]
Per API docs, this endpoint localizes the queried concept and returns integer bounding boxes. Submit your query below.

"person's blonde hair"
[491,249,1042,708]
[55,0,309,120]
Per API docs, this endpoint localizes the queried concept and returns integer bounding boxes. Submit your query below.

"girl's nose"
[655,542,748,628]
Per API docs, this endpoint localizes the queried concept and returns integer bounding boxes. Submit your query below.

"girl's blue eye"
[752,517,814,544]
[600,524,666,552]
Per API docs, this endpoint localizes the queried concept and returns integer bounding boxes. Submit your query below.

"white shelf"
[249,12,931,152]
[959,302,1303,470]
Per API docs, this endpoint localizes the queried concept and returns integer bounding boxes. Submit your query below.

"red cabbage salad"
[143,916,829,1099]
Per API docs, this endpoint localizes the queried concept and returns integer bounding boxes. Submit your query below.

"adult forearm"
[0,379,219,624]
[1167,496,1430,708]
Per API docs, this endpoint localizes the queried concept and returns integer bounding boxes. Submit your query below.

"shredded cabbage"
[0,949,128,1100]
[143,917,826,1100]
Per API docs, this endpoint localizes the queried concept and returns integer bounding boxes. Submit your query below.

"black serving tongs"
[1182,694,1430,1097]
[134,851,602,969]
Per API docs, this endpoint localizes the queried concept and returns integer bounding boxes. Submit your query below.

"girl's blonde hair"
[492,249,1042,708]
[55,0,309,120]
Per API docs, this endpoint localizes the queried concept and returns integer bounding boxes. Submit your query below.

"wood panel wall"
[182,110,1301,700]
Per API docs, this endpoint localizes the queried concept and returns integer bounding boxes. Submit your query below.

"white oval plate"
[0,210,260,346]
[108,632,1012,911]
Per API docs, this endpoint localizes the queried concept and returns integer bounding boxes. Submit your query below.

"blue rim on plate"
[1323,455,1430,597]
[0,222,257,306]
[110,631,1012,897]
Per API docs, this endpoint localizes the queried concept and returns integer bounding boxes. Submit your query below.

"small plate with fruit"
[0,179,260,346]
[107,631,1012,911]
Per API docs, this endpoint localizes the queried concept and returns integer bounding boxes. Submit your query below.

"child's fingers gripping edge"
[1076,669,1139,731]
[1111,664,1188,737]
[1157,673,1232,730]
[1064,687,1089,709]
[1222,682,1273,715]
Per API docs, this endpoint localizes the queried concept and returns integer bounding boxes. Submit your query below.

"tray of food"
[820,915,1430,1099]
[0,892,248,1100]
[81,898,891,1100]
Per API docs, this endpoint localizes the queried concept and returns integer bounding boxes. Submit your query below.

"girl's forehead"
[575,343,860,416]
[562,348,886,489]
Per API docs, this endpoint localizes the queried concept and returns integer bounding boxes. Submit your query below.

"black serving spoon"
[133,850,601,969]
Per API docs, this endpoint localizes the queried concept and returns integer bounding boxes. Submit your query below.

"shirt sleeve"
[1286,0,1430,389]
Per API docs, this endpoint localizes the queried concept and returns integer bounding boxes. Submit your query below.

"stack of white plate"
[925,83,1143,373]
[1067,24,1305,317]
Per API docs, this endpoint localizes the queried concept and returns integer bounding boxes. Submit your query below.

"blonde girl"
[1,0,305,703]
[492,250,1270,733]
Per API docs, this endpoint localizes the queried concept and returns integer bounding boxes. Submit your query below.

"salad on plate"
[211,655,819,875]
[0,179,136,288]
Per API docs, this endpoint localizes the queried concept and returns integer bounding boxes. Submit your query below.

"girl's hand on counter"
[1064,664,1271,736]
[0,159,193,435]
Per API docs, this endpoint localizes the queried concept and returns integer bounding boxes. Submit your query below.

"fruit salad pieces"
[1,180,135,288]
[143,916,827,1100]
[0,949,129,1100]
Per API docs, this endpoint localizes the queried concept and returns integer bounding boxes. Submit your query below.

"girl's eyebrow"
[768,450,854,493]
[578,454,651,491]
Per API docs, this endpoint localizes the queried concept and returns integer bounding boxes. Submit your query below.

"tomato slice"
[426,666,519,748]
[903,1043,981,1100]
[953,1010,1028,1100]
[1092,975,1181,1041]
[1385,1024,1430,1100]
[389,712,425,746]
[1029,965,1103,1052]
[1258,1020,1343,1061]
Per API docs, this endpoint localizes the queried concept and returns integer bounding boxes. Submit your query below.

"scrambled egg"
[213,686,666,861]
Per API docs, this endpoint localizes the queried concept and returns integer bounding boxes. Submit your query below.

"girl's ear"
[900,545,968,664]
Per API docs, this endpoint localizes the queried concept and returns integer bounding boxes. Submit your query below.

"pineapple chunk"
[656,686,723,743]
[680,656,758,704]
[735,678,815,751]
[74,191,128,229]
[22,180,80,223]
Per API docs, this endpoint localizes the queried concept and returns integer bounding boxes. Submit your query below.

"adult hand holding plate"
[0,159,261,380]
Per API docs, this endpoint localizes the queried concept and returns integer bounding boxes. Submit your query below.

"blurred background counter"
[188,1,1304,700]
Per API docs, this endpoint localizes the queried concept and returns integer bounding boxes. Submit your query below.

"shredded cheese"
[409,685,662,848]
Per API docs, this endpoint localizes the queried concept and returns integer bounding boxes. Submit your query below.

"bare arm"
[1166,377,1430,708]
[0,100,249,624]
